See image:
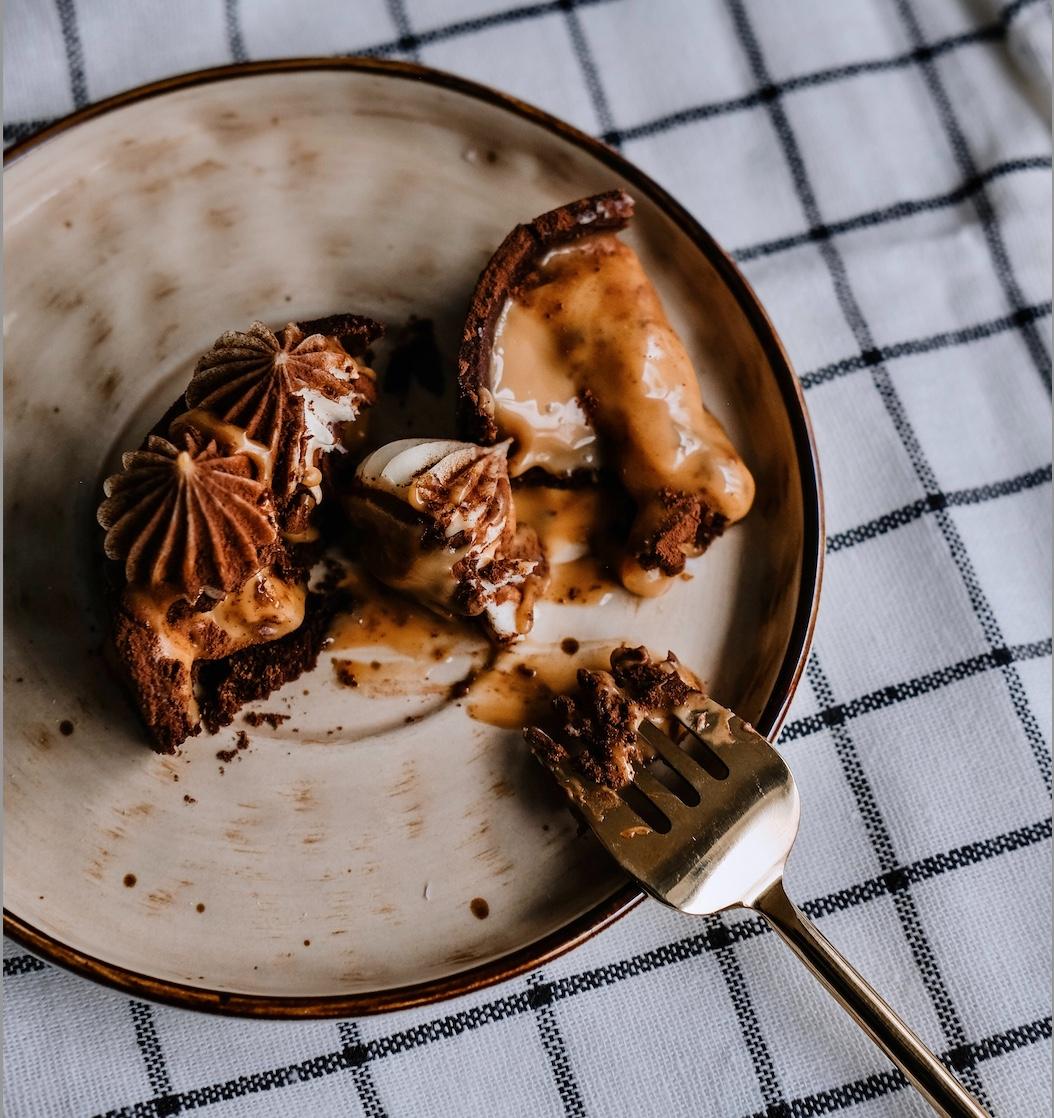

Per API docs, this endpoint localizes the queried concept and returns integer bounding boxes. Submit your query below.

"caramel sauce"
[333,657,454,698]
[511,485,623,605]
[326,567,490,699]
[169,407,273,485]
[126,568,305,665]
[513,486,603,564]
[491,233,754,594]
[545,556,618,605]
[207,571,306,646]
[466,643,613,729]
[326,569,484,660]
[492,234,753,518]
[125,568,305,722]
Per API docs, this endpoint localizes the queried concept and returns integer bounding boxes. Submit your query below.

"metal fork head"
[536,699,800,916]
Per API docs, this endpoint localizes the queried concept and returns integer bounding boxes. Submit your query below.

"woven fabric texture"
[4,1,1052,1115]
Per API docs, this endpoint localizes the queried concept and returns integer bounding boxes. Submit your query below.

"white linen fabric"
[3,1,1052,1115]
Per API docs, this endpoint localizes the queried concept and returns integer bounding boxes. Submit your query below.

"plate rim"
[3,55,825,1018]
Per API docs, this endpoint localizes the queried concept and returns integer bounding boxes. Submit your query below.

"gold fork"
[531,702,989,1118]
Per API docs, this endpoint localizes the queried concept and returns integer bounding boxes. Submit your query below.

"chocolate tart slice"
[524,645,714,801]
[344,437,548,645]
[98,315,381,753]
[458,191,755,597]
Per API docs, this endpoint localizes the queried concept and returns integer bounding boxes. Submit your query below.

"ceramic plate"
[3,60,822,1017]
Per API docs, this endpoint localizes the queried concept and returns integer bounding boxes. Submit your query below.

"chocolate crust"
[113,608,199,755]
[102,312,380,752]
[634,491,728,577]
[457,190,634,444]
[295,314,384,357]
[525,646,701,790]
[198,591,347,734]
[112,589,344,753]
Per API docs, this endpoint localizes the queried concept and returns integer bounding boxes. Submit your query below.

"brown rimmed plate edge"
[3,56,825,1018]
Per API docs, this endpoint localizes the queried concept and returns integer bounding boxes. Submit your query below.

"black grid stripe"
[54,0,88,108]
[560,0,618,141]
[352,0,618,59]
[733,155,1052,263]
[337,1021,388,1118]
[78,811,1050,1117]
[800,300,1052,391]
[724,0,1051,798]
[896,0,1052,391]
[804,651,992,1108]
[366,988,533,1059]
[3,118,55,145]
[1005,0,1053,23]
[781,637,1051,745]
[710,919,790,1114]
[384,0,421,62]
[826,464,1053,554]
[3,953,47,976]
[740,1016,1051,1118]
[777,639,1050,742]
[128,1002,179,1116]
[806,817,1053,922]
[606,0,1046,145]
[527,973,587,1117]
[724,5,1005,1104]
[223,0,247,64]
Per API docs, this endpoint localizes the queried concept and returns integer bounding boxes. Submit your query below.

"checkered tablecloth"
[4,1,1052,1115]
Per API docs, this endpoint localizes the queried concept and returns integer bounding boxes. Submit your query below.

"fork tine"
[630,767,692,823]
[527,730,649,845]
[637,719,711,790]
[672,712,731,780]
[548,763,657,847]
[590,797,661,848]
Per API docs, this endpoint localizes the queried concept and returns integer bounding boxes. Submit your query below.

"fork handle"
[753,878,989,1118]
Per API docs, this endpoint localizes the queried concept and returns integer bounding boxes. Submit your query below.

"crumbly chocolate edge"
[454,194,729,576]
[198,590,348,734]
[101,313,381,752]
[526,646,699,791]
[456,190,634,445]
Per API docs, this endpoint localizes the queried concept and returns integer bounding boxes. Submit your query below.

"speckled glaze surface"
[3,61,822,1016]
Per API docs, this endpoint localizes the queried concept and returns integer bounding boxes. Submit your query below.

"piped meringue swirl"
[349,438,547,643]
[98,431,277,597]
[359,438,511,553]
[187,321,377,498]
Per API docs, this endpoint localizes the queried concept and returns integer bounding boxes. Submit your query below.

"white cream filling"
[294,385,363,501]
[354,438,532,639]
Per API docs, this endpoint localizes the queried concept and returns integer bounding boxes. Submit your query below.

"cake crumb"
[243,711,289,729]
[216,731,251,764]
